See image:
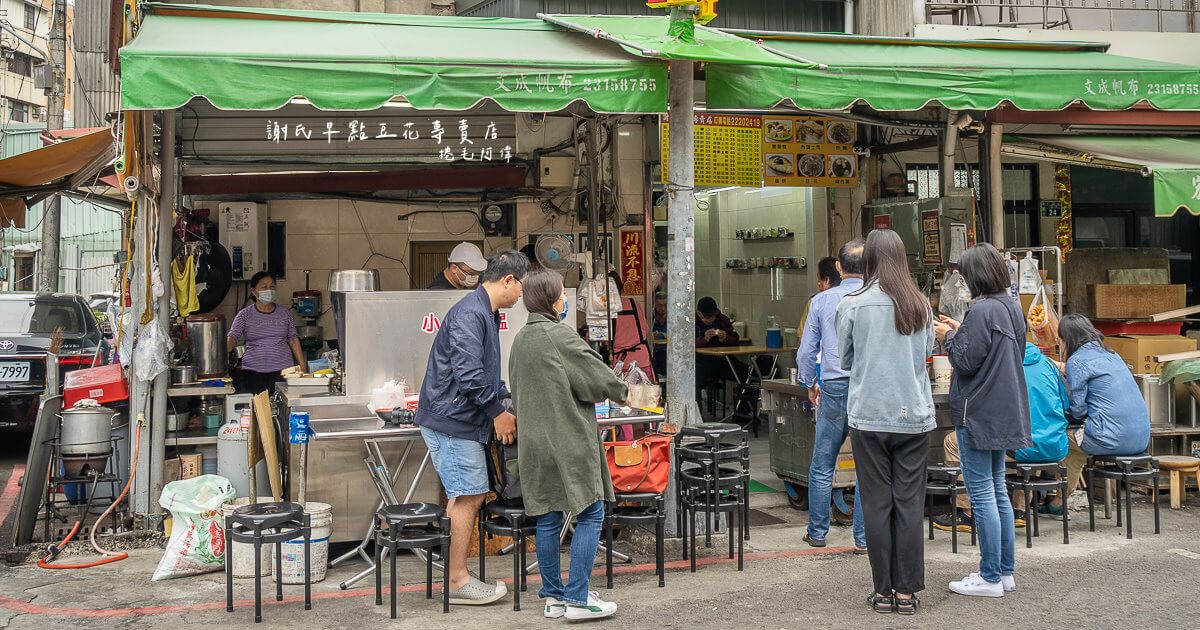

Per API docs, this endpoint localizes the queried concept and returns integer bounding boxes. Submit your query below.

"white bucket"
[220,498,272,578]
[272,502,333,584]
[932,355,952,394]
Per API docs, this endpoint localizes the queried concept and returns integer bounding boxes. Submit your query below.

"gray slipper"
[448,575,508,605]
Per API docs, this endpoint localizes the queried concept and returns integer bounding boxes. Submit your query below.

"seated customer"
[1059,314,1150,456]
[936,342,1070,532]
[695,297,742,393]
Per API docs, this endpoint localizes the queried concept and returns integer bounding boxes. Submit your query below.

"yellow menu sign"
[661,113,763,188]
[762,116,859,187]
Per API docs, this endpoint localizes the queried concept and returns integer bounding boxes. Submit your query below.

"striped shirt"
[227,304,298,373]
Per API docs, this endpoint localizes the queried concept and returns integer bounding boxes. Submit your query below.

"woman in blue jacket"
[1058,314,1150,456]
[935,243,1031,599]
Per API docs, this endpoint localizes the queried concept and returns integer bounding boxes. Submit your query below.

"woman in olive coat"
[509,269,628,621]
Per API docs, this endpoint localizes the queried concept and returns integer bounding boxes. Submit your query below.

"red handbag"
[604,434,673,494]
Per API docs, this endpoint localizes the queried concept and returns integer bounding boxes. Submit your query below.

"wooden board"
[1153,350,1200,363]
[1088,284,1186,319]
[252,392,282,500]
[1150,304,1200,322]
[1107,268,1170,285]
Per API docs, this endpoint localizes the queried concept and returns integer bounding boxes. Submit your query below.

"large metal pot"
[186,313,228,378]
[329,269,379,366]
[171,364,195,385]
[1135,374,1175,427]
[60,406,117,456]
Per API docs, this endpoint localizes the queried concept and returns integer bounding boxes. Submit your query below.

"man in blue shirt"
[796,239,867,551]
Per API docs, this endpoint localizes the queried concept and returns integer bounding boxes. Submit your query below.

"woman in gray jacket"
[836,229,936,615]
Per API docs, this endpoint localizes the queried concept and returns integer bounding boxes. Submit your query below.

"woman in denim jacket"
[835,229,935,615]
[935,243,1032,599]
[1058,314,1150,456]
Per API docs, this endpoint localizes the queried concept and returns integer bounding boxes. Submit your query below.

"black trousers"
[849,428,930,595]
[237,369,284,396]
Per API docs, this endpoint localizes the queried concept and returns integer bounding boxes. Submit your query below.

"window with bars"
[7,52,34,77]
[905,162,1041,245]
[905,163,983,200]
[24,4,36,30]
[9,101,28,123]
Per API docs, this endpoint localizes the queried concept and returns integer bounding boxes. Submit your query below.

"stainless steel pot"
[167,410,189,432]
[296,325,322,340]
[186,313,228,378]
[60,406,116,456]
[330,269,379,367]
[1135,374,1175,427]
[171,364,195,385]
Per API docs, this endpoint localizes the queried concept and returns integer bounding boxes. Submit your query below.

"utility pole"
[38,0,67,293]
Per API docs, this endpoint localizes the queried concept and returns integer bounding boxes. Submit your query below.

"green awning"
[120,3,667,113]
[705,32,1200,112]
[1015,135,1200,217]
[536,15,811,68]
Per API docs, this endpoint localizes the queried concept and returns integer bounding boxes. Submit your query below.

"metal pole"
[150,110,176,515]
[940,113,959,198]
[665,58,700,427]
[129,189,151,517]
[37,0,67,293]
[989,122,1005,248]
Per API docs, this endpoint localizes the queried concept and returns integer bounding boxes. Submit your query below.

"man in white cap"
[427,242,488,290]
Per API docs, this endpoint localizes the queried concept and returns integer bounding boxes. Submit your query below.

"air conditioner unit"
[33,63,50,91]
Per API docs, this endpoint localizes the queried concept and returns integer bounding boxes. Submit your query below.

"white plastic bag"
[577,274,622,323]
[938,270,971,322]
[133,317,170,382]
[1018,252,1040,295]
[369,379,408,412]
[153,475,236,581]
[1005,253,1020,298]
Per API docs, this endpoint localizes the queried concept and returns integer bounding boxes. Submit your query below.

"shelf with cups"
[735,227,794,240]
[725,256,807,271]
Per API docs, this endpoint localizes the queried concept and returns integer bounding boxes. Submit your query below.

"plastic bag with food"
[1018,252,1041,294]
[1027,284,1059,347]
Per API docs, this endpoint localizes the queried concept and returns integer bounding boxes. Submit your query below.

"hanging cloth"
[172,254,200,317]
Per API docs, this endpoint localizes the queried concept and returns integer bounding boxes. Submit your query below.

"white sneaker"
[564,591,618,620]
[1001,575,1016,592]
[949,573,1005,598]
[544,598,567,619]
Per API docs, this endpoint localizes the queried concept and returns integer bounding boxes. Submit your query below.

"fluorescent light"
[705,186,738,194]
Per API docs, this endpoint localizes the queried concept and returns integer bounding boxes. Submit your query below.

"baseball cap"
[448,242,488,272]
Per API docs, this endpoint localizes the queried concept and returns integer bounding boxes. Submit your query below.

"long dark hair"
[521,269,565,322]
[856,229,930,335]
[1059,313,1112,360]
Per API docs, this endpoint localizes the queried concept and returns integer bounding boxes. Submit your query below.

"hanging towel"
[172,254,199,317]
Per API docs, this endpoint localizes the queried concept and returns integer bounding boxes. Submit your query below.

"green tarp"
[704,32,1200,112]
[1015,135,1200,217]
[119,3,668,112]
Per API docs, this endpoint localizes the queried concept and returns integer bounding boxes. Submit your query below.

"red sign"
[420,313,441,334]
[873,214,892,230]
[619,230,644,296]
[499,312,509,331]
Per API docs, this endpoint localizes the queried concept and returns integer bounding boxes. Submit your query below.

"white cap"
[448,242,488,272]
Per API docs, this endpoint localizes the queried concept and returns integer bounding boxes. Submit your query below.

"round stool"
[1156,455,1200,509]
[374,503,450,618]
[1086,454,1161,539]
[925,464,975,553]
[224,502,311,624]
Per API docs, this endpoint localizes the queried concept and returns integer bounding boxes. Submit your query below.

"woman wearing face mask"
[509,269,629,620]
[227,271,306,395]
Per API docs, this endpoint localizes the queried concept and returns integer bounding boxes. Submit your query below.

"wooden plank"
[1153,350,1200,363]
[252,391,282,500]
[1150,304,1200,322]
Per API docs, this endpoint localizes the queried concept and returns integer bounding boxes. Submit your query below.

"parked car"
[0,293,111,432]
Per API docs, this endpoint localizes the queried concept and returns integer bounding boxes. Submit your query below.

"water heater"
[218,202,267,280]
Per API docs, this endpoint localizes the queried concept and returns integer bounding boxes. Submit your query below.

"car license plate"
[0,362,31,382]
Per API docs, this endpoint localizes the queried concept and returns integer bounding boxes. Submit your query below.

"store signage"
[921,209,942,265]
[619,229,644,296]
[499,312,510,332]
[660,113,763,187]
[762,116,859,188]
[1040,200,1063,217]
[420,313,441,334]
[873,214,891,230]
[256,113,517,164]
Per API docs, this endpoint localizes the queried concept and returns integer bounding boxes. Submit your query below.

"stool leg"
[681,491,689,561]
[656,501,665,587]
[1031,485,1041,538]
[737,490,744,572]
[275,541,283,602]
[303,522,311,611]
[1087,466,1096,532]
[1024,487,1032,549]
[426,540,434,599]
[225,518,234,613]
[478,515,486,582]
[1153,470,1161,534]
[1114,476,1122,528]
[689,503,697,573]
[705,476,714,548]
[390,531,397,619]
[927,487,935,542]
[728,500,735,560]
[1060,469,1069,545]
[442,531,450,613]
[1123,475,1133,539]
[606,505,614,589]
[950,488,959,554]
[253,537,262,623]
[375,531,383,606]
[1169,470,1182,509]
[519,527,528,592]
[512,529,522,612]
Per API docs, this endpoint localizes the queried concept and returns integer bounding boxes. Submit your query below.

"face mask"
[455,266,480,288]
[556,297,569,322]
[256,290,276,304]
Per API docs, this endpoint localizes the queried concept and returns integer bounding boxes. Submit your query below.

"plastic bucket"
[932,355,952,394]
[273,502,332,584]
[220,498,272,578]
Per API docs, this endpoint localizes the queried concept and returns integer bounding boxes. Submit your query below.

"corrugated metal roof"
[72,0,113,53]
[1,123,47,159]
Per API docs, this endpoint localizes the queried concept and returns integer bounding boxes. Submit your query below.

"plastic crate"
[62,364,129,408]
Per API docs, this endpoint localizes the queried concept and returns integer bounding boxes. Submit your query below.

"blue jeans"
[535,501,604,605]
[956,426,1016,583]
[807,379,866,548]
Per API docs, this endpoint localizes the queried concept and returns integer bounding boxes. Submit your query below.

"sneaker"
[448,575,508,606]
[932,512,975,533]
[1013,510,1027,528]
[949,573,1005,598]
[564,591,617,620]
[802,533,826,548]
[544,598,567,619]
[1000,575,1016,592]
[1038,502,1065,517]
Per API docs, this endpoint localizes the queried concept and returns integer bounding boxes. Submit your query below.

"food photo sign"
[762,116,859,188]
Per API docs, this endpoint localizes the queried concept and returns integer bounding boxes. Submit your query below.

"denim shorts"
[419,426,490,499]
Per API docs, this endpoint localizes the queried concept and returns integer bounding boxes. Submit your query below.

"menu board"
[661,113,763,187]
[762,116,859,187]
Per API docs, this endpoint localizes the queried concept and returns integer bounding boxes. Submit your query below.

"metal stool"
[224,502,311,624]
[678,464,746,572]
[604,492,666,589]
[675,423,750,546]
[731,384,762,438]
[925,464,975,553]
[1005,461,1069,548]
[373,503,450,618]
[478,497,536,611]
[1087,454,1160,539]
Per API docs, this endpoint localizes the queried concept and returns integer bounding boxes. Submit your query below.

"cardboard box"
[163,457,180,483]
[1106,334,1197,375]
[1088,284,1185,319]
[180,453,202,480]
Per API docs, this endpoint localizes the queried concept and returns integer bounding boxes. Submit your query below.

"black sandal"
[867,593,894,614]
[894,594,919,615]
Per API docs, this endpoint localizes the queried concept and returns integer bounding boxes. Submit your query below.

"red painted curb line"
[0,464,24,530]
[0,545,852,617]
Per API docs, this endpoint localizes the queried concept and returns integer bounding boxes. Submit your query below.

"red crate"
[62,364,129,408]
[1091,320,1182,336]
